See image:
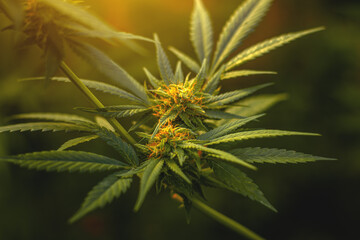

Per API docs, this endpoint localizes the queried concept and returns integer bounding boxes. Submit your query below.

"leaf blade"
[191,0,213,62]
[69,172,132,223]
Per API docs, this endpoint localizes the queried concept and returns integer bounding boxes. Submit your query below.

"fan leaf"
[0,150,128,173]
[191,0,213,62]
[221,70,276,80]
[0,122,91,133]
[207,129,320,145]
[206,83,272,106]
[58,135,99,151]
[179,142,256,170]
[94,127,139,166]
[211,0,273,71]
[154,34,174,85]
[134,158,164,211]
[71,42,148,102]
[144,68,162,89]
[230,147,335,164]
[211,160,276,211]
[198,114,264,140]
[69,172,132,223]
[225,27,324,71]
[166,158,191,184]
[169,47,200,73]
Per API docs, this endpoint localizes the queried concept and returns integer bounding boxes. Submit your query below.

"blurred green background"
[0,0,359,239]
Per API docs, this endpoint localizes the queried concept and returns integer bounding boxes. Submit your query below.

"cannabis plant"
[0,0,333,239]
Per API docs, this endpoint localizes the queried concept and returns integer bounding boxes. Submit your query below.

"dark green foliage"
[0,0,332,228]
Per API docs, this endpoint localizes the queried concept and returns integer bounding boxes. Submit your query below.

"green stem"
[192,199,265,240]
[60,61,136,145]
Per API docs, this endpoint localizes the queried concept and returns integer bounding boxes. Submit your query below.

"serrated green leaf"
[154,34,174,84]
[203,65,225,94]
[179,142,256,170]
[169,47,200,73]
[191,0,213,62]
[225,93,288,118]
[10,112,93,123]
[95,116,115,132]
[225,27,324,71]
[175,147,186,166]
[205,83,273,106]
[230,147,335,164]
[221,70,277,80]
[174,61,184,84]
[211,160,276,211]
[211,0,273,72]
[70,42,148,102]
[20,77,146,105]
[207,129,320,145]
[69,172,132,223]
[204,109,244,119]
[143,67,162,89]
[134,158,164,211]
[58,135,99,151]
[78,105,149,119]
[166,158,191,184]
[0,150,128,173]
[94,127,139,166]
[0,122,90,134]
[198,114,263,140]
[193,59,208,92]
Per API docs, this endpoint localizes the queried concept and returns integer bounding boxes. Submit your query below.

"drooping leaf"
[0,150,128,173]
[207,129,320,145]
[143,67,162,89]
[134,158,164,211]
[78,105,149,119]
[10,112,93,124]
[70,42,148,102]
[205,83,273,106]
[230,147,335,164]
[198,114,264,140]
[191,0,213,62]
[225,27,324,71]
[211,0,273,71]
[169,46,200,73]
[58,135,99,151]
[166,158,191,184]
[154,34,174,85]
[0,122,91,134]
[225,93,288,117]
[69,172,132,223]
[94,127,139,166]
[221,70,277,80]
[211,160,276,211]
[20,77,146,105]
[179,142,256,170]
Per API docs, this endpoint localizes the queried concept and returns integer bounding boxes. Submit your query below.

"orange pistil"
[146,122,193,158]
[150,83,205,119]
